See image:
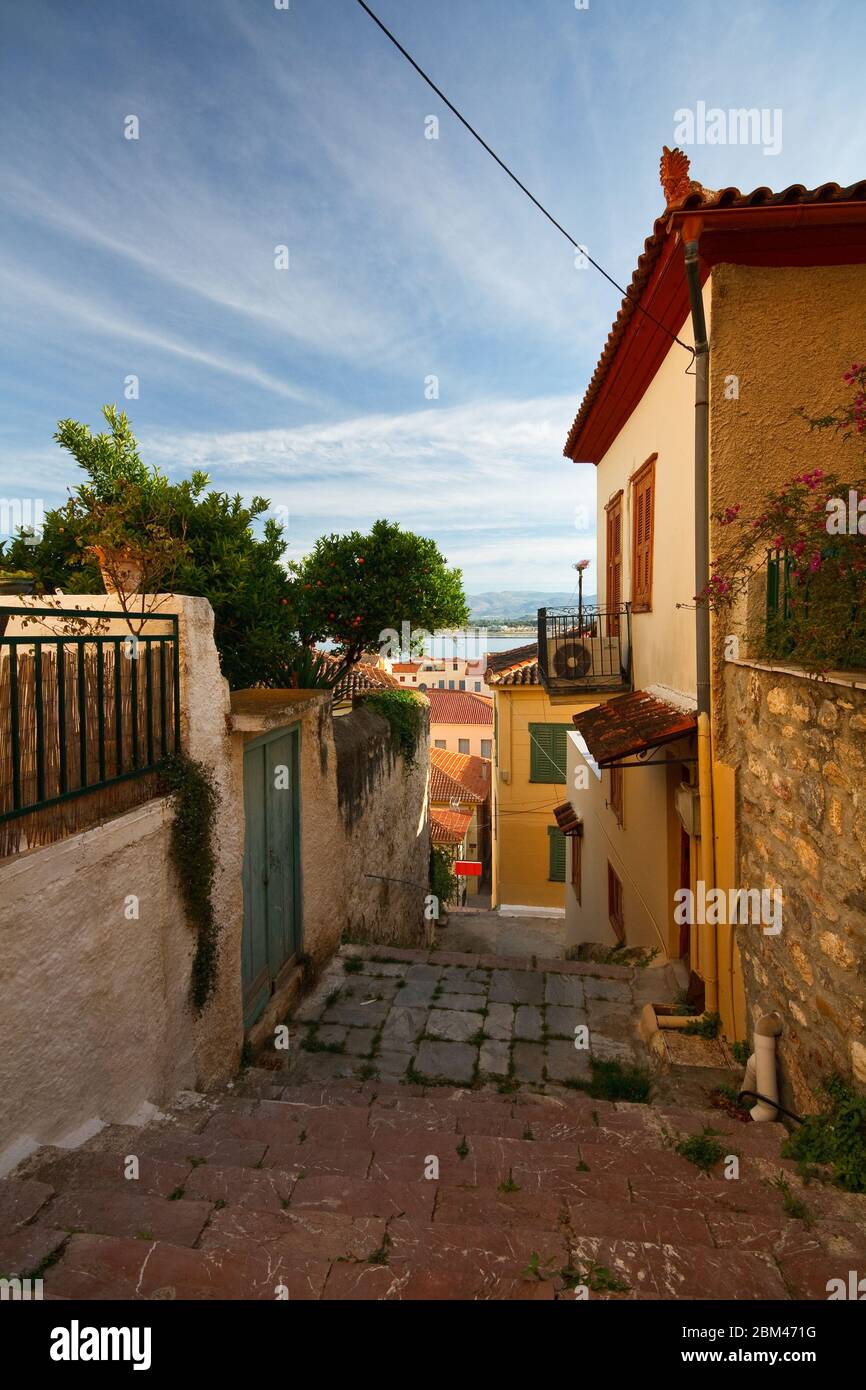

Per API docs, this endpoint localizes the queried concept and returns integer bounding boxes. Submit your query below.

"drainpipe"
[683,235,719,1016]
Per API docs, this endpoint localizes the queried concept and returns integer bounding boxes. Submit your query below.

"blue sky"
[1,0,863,593]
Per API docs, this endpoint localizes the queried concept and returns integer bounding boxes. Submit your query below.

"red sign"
[455,861,482,877]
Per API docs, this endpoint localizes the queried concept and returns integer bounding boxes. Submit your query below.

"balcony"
[537,604,633,695]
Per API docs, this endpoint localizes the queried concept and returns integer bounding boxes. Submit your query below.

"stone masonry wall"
[333,704,430,949]
[723,660,866,1114]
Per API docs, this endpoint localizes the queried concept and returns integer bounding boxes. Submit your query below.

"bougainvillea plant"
[701,364,866,673]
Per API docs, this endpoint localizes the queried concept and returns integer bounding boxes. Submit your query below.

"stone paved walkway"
[287,944,662,1091]
[4,944,866,1301]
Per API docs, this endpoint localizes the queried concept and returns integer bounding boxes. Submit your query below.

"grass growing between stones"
[675,1127,726,1172]
[563,1058,652,1104]
[772,1175,813,1224]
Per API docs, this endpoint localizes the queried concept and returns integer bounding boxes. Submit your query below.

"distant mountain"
[467,591,595,622]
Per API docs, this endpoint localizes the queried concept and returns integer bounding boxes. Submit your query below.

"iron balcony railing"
[0,606,180,824]
[537,604,633,692]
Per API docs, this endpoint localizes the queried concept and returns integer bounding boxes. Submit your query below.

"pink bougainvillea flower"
[809,553,822,573]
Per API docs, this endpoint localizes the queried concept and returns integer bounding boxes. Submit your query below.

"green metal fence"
[0,607,180,825]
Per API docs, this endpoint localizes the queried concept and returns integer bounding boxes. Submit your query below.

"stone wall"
[723,659,866,1113]
[333,703,430,948]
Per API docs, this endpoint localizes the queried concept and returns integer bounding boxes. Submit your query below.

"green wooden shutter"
[548,825,567,882]
[530,723,571,783]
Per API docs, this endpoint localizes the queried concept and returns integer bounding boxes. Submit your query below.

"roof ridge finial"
[660,145,704,208]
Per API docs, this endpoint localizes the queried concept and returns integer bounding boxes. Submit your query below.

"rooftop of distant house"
[485,642,540,687]
[426,688,494,725]
[430,746,491,804]
[430,804,474,846]
[320,653,402,701]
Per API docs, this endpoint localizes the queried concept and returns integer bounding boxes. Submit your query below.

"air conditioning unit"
[546,633,620,681]
[675,782,701,837]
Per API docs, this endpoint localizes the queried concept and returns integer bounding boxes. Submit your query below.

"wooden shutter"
[631,455,656,612]
[548,826,567,882]
[607,862,624,941]
[610,765,623,827]
[529,723,570,784]
[571,834,582,903]
[606,493,623,637]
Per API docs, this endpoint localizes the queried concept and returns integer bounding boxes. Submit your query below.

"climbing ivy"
[162,754,220,1011]
[363,690,425,769]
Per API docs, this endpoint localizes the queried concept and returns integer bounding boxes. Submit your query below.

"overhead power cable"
[353,0,694,357]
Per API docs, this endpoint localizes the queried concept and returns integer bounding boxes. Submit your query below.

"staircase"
[3,949,866,1300]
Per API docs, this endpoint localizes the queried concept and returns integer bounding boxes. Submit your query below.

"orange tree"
[289,519,469,682]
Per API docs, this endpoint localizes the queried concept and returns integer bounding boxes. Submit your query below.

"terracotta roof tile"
[485,642,540,687]
[430,805,474,845]
[573,690,696,767]
[430,747,491,804]
[426,689,494,725]
[321,654,402,701]
[564,156,866,461]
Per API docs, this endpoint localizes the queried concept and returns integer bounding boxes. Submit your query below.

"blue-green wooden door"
[242,726,301,1028]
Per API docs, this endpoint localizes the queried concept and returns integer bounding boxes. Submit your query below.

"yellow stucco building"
[486,644,599,915]
[557,148,866,1043]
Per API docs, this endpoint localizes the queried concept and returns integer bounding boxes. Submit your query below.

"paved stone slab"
[293,973,344,1022]
[426,1009,483,1043]
[46,1233,329,1301]
[545,1040,592,1085]
[183,1164,293,1211]
[478,955,535,971]
[414,1040,477,1085]
[406,963,443,982]
[489,970,544,1005]
[478,1040,511,1078]
[397,983,439,1008]
[311,1025,349,1049]
[31,1152,192,1200]
[587,999,639,1038]
[0,1225,67,1277]
[371,1049,414,1079]
[432,952,480,968]
[379,1007,428,1047]
[545,1005,588,1039]
[322,1001,390,1029]
[512,1041,546,1083]
[289,1174,436,1221]
[342,1027,378,1057]
[484,1003,515,1041]
[544,974,586,1007]
[353,961,409,978]
[0,1178,55,1232]
[591,1035,638,1063]
[584,977,632,1003]
[436,992,485,1013]
[45,1189,212,1247]
[440,970,487,995]
[514,1005,544,1041]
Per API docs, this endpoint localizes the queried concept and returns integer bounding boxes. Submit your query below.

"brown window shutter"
[631,456,656,611]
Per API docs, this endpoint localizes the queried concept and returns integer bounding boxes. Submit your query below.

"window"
[448,681,455,690]
[631,454,656,612]
[438,681,445,689]
[605,491,623,637]
[609,765,623,827]
[458,739,470,755]
[435,740,446,750]
[548,826,566,882]
[459,680,466,690]
[571,834,581,904]
[529,723,571,783]
[474,681,481,692]
[481,739,492,759]
[607,862,624,941]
